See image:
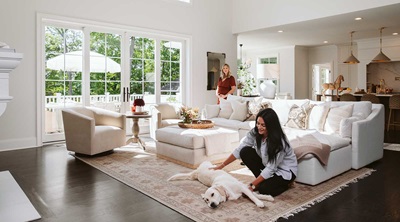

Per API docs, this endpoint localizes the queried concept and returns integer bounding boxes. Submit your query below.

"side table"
[126,112,152,149]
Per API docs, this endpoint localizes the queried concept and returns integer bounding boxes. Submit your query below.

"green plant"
[237,59,256,96]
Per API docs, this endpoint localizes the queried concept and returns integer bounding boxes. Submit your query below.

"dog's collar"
[215,186,229,200]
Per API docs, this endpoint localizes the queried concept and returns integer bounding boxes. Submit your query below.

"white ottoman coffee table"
[155,125,240,168]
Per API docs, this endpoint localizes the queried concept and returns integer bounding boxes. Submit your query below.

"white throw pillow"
[229,100,248,121]
[227,94,243,102]
[308,104,330,131]
[325,104,354,134]
[218,99,233,119]
[339,116,361,138]
[204,104,220,119]
[285,101,313,129]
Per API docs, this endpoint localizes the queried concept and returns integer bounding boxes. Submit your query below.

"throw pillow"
[308,103,330,131]
[227,94,243,102]
[339,116,361,138]
[245,98,272,121]
[229,100,248,121]
[285,102,313,129]
[204,104,220,119]
[218,99,233,119]
[324,104,354,134]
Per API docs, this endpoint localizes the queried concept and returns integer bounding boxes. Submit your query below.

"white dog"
[167,161,274,208]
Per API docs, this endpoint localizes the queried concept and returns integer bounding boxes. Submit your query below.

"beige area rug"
[384,143,400,151]
[73,140,374,222]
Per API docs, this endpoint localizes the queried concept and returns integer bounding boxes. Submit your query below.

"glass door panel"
[89,32,122,112]
[44,26,83,142]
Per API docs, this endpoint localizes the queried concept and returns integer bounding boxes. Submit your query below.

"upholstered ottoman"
[155,126,240,168]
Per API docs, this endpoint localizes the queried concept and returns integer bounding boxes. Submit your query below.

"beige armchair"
[62,106,126,155]
[150,103,182,139]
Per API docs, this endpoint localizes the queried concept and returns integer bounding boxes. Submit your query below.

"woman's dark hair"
[253,108,290,163]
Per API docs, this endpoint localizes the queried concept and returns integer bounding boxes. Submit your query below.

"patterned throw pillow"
[285,102,313,129]
[245,98,272,121]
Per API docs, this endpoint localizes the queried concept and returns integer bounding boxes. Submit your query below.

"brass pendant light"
[344,31,360,64]
[372,27,391,63]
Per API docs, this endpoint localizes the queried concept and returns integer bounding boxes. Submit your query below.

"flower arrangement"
[179,106,199,123]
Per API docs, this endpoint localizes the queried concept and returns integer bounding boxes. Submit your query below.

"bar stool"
[361,94,380,104]
[340,93,357,101]
[387,95,400,132]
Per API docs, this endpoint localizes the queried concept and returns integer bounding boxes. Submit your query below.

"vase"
[259,79,276,99]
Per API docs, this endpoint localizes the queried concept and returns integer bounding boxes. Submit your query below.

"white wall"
[294,46,309,99]
[232,0,400,33]
[0,0,236,150]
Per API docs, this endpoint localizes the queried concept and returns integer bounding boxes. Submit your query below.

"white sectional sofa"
[202,95,384,185]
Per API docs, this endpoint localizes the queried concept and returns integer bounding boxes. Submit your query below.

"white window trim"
[36,13,192,146]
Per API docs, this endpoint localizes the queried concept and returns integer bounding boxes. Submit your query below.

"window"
[260,57,277,64]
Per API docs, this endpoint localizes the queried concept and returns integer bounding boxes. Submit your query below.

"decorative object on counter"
[321,75,344,97]
[179,106,199,123]
[372,27,391,63]
[133,96,145,112]
[376,79,387,94]
[343,31,360,64]
[257,64,279,99]
[178,120,214,129]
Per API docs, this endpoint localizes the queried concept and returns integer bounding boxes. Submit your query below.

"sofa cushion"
[156,103,179,119]
[308,103,330,131]
[246,97,272,121]
[218,99,233,119]
[285,101,313,129]
[339,116,361,138]
[267,99,309,125]
[229,100,248,121]
[205,104,220,119]
[324,104,354,134]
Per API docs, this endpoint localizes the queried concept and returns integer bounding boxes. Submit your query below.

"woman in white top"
[213,108,297,196]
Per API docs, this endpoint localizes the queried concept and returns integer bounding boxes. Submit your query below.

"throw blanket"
[290,134,331,165]
[189,127,237,156]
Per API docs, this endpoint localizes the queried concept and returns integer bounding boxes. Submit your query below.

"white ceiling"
[237,4,400,50]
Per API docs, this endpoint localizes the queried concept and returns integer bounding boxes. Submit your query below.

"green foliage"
[237,60,256,96]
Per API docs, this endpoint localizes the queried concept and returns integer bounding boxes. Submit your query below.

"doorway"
[312,63,332,100]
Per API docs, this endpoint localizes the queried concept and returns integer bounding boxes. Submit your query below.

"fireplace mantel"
[0,50,23,116]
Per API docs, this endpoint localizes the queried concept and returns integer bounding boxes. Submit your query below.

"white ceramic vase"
[259,80,276,99]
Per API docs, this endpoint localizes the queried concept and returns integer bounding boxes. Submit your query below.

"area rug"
[384,143,400,151]
[73,143,374,222]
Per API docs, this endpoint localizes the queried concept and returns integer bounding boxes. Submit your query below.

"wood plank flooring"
[1,130,400,221]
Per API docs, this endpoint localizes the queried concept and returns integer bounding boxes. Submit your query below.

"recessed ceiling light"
[355,17,363,21]
[323,41,328,44]
[278,30,283,33]
[393,33,399,36]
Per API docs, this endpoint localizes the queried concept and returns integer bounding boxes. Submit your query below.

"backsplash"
[367,61,400,92]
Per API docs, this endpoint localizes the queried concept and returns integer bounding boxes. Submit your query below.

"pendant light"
[344,31,360,64]
[372,27,391,63]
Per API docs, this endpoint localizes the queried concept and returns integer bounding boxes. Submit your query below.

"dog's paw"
[255,201,265,208]
[254,193,274,202]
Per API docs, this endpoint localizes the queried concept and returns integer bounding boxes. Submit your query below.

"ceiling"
[237,4,400,51]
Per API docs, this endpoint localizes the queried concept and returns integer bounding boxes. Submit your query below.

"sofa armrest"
[351,104,384,169]
[150,105,162,139]
[62,109,95,151]
[89,107,126,130]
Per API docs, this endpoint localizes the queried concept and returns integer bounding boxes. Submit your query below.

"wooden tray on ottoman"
[178,120,214,129]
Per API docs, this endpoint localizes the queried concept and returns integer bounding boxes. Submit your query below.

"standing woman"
[216,64,236,104]
[212,108,297,197]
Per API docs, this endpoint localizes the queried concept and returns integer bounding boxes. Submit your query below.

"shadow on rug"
[72,144,374,222]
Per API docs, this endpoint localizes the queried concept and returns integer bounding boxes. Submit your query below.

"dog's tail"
[167,172,196,181]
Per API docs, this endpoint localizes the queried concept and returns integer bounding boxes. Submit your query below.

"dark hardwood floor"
[0,130,399,222]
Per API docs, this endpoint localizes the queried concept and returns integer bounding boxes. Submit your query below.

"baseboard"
[0,137,38,152]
